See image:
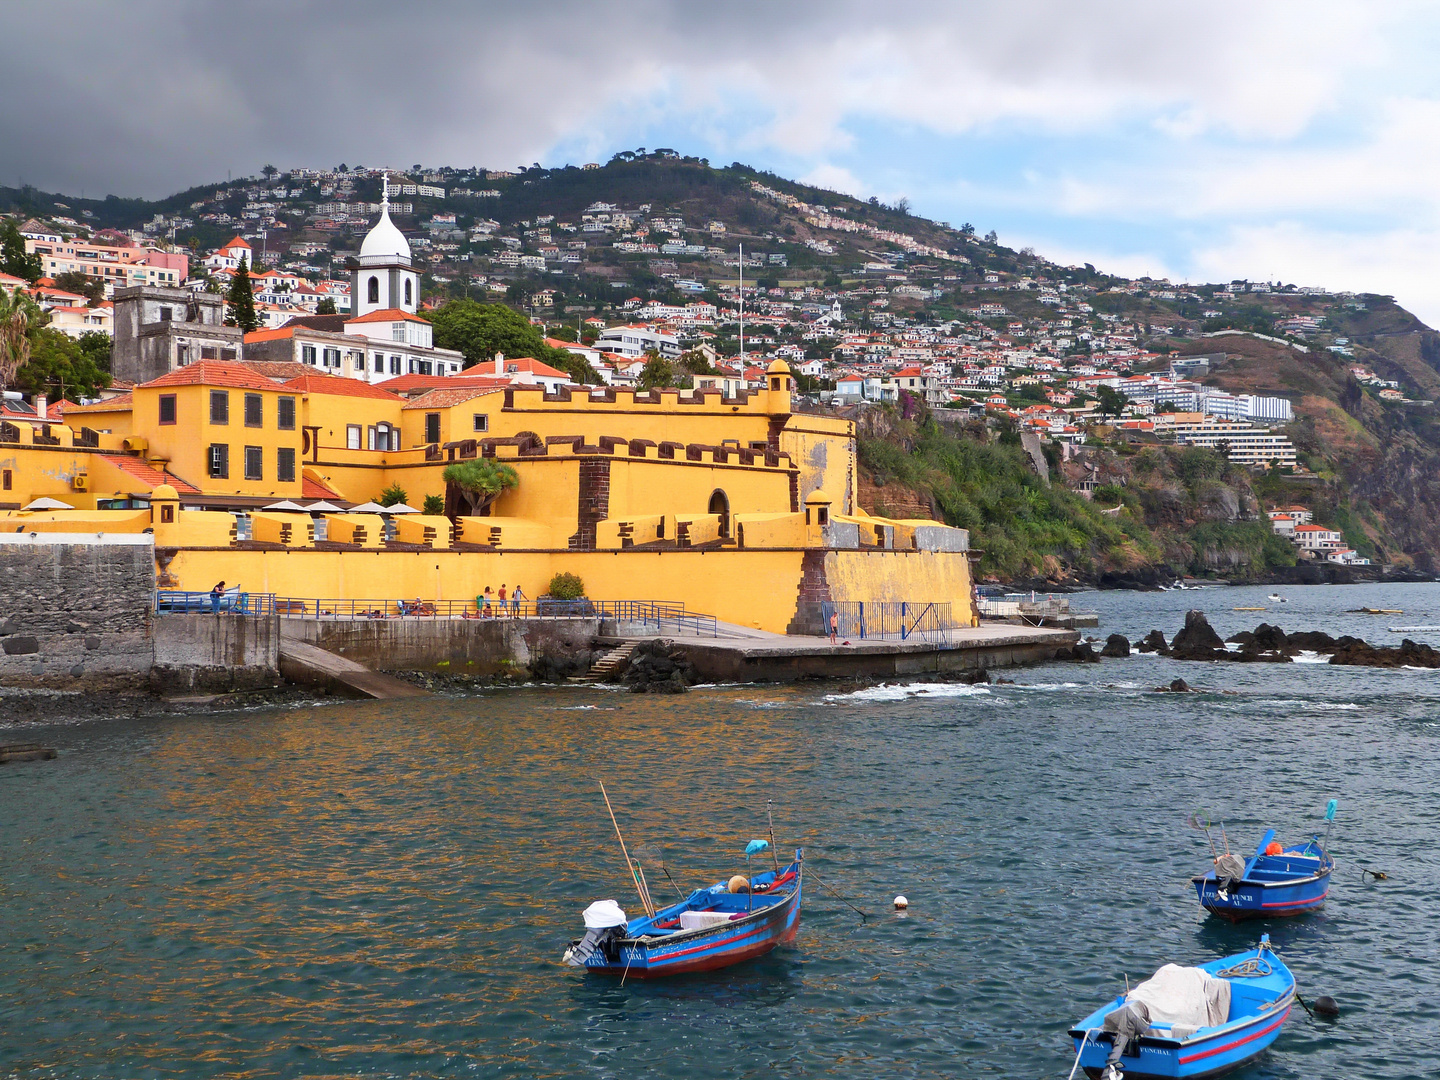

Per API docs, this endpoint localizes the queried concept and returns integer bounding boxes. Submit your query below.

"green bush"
[547,572,585,600]
[422,494,445,514]
[378,482,408,507]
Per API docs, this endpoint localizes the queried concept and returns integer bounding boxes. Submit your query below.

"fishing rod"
[599,781,654,917]
[804,866,872,922]
[767,800,781,873]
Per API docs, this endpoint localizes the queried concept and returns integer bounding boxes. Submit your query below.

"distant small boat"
[1234,606,1267,612]
[1267,594,1287,603]
[1194,828,1333,921]
[563,852,802,977]
[1067,935,1295,1079]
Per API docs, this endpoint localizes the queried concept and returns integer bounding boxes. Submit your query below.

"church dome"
[359,200,410,264]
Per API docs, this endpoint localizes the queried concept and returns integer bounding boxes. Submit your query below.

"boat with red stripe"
[563,851,802,978]
[1066,935,1295,1079]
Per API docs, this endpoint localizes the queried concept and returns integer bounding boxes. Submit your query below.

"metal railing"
[153,592,717,635]
[820,601,959,643]
[156,590,279,616]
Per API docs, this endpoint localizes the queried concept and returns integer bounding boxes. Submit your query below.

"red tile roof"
[141,361,280,391]
[64,393,132,413]
[303,474,343,499]
[108,455,200,493]
[282,372,404,400]
[375,372,510,396]
[401,385,506,410]
[344,308,430,325]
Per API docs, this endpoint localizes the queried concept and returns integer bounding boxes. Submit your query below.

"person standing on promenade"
[511,584,524,616]
[497,584,507,616]
[482,586,493,617]
[828,610,839,644]
[210,581,226,614]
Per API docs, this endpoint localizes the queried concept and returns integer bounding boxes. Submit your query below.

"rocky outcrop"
[620,640,700,692]
[1135,629,1171,654]
[1100,633,1131,658]
[1168,610,1229,661]
[1329,637,1440,668]
[1054,641,1100,663]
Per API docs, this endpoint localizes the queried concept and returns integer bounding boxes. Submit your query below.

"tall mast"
[739,242,744,367]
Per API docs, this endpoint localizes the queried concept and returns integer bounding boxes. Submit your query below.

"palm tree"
[442,458,518,517]
[0,286,44,388]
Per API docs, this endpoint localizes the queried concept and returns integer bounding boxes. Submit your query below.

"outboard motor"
[1101,998,1150,1079]
[563,899,628,966]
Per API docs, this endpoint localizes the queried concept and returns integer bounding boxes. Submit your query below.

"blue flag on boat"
[746,839,770,856]
[1325,798,1339,821]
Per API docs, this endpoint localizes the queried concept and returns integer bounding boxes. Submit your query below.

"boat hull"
[1193,867,1331,922]
[1074,1002,1292,1079]
[578,863,801,978]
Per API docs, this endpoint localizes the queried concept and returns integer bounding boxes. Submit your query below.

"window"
[301,343,317,365]
[244,393,263,427]
[277,447,296,483]
[353,352,365,372]
[473,413,488,432]
[244,446,262,481]
[392,324,406,341]
[404,279,412,306]
[425,413,441,444]
[208,443,229,478]
[159,394,177,425]
[409,358,432,375]
[220,348,237,361]
[201,345,218,360]
[347,424,361,450]
[209,390,229,424]
[158,306,172,322]
[323,347,341,369]
[374,353,385,372]
[176,343,189,366]
[160,504,174,523]
[389,355,401,374]
[2,469,10,490]
[277,396,295,430]
[367,276,379,304]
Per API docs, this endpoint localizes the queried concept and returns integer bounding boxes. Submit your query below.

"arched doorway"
[708,489,730,539]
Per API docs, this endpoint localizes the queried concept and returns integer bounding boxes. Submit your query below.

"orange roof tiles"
[282,372,404,400]
[108,456,200,493]
[64,393,132,412]
[344,308,430,325]
[401,385,506,410]
[303,474,343,500]
[142,361,280,391]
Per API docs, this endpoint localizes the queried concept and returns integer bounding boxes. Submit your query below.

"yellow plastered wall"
[781,414,856,515]
[251,512,315,547]
[455,516,562,549]
[0,509,150,533]
[63,403,134,439]
[324,513,382,547]
[136,384,304,498]
[734,512,807,548]
[604,457,790,520]
[0,446,96,507]
[823,549,978,626]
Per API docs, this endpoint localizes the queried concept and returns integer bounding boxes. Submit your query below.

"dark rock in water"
[1226,631,1255,646]
[1251,623,1289,652]
[1135,629,1170,654]
[1169,611,1228,661]
[959,668,990,684]
[1287,630,1338,653]
[621,640,700,692]
[1073,641,1100,663]
[1313,995,1340,1017]
[1154,678,1191,692]
[1330,637,1440,669]
[1100,634,1131,658]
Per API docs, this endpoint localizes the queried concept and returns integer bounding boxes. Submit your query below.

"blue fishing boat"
[1193,826,1334,922]
[1067,935,1295,1079]
[563,850,802,978]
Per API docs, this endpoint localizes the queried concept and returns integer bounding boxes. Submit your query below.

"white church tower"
[351,174,419,317]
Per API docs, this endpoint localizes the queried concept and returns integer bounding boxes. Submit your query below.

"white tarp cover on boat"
[582,899,627,929]
[679,911,733,930]
[1124,964,1231,1030]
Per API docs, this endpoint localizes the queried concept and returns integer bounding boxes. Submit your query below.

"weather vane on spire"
[381,171,390,209]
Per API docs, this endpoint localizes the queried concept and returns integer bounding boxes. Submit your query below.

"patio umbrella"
[22,497,74,510]
[262,499,306,511]
[381,503,419,513]
[303,500,344,513]
[346,501,390,513]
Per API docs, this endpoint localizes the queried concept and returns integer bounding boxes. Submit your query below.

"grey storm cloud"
[0,1,1383,198]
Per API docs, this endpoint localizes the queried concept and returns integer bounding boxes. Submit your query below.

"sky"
[5,1,1440,322]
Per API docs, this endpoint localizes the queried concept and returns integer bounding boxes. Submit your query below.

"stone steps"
[569,641,639,683]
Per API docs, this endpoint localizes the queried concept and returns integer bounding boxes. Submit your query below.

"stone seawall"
[283,618,600,682]
[0,534,156,691]
[152,613,280,692]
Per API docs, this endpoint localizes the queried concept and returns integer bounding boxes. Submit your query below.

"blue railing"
[153,592,717,636]
[820,601,959,643]
[156,590,278,616]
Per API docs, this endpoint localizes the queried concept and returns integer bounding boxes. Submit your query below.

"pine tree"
[225,256,258,332]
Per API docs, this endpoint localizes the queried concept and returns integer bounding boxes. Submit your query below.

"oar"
[1242,828,1275,880]
[599,781,654,917]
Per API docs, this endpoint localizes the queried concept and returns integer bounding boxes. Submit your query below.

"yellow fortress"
[1,357,974,634]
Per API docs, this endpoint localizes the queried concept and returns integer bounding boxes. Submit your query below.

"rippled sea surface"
[3,582,1439,1079]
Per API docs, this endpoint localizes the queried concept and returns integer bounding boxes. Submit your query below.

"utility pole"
[739,242,744,368]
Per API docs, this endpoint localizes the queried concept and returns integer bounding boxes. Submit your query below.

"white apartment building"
[594,324,680,359]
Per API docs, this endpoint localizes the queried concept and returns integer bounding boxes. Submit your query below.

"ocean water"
[2,582,1438,1078]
